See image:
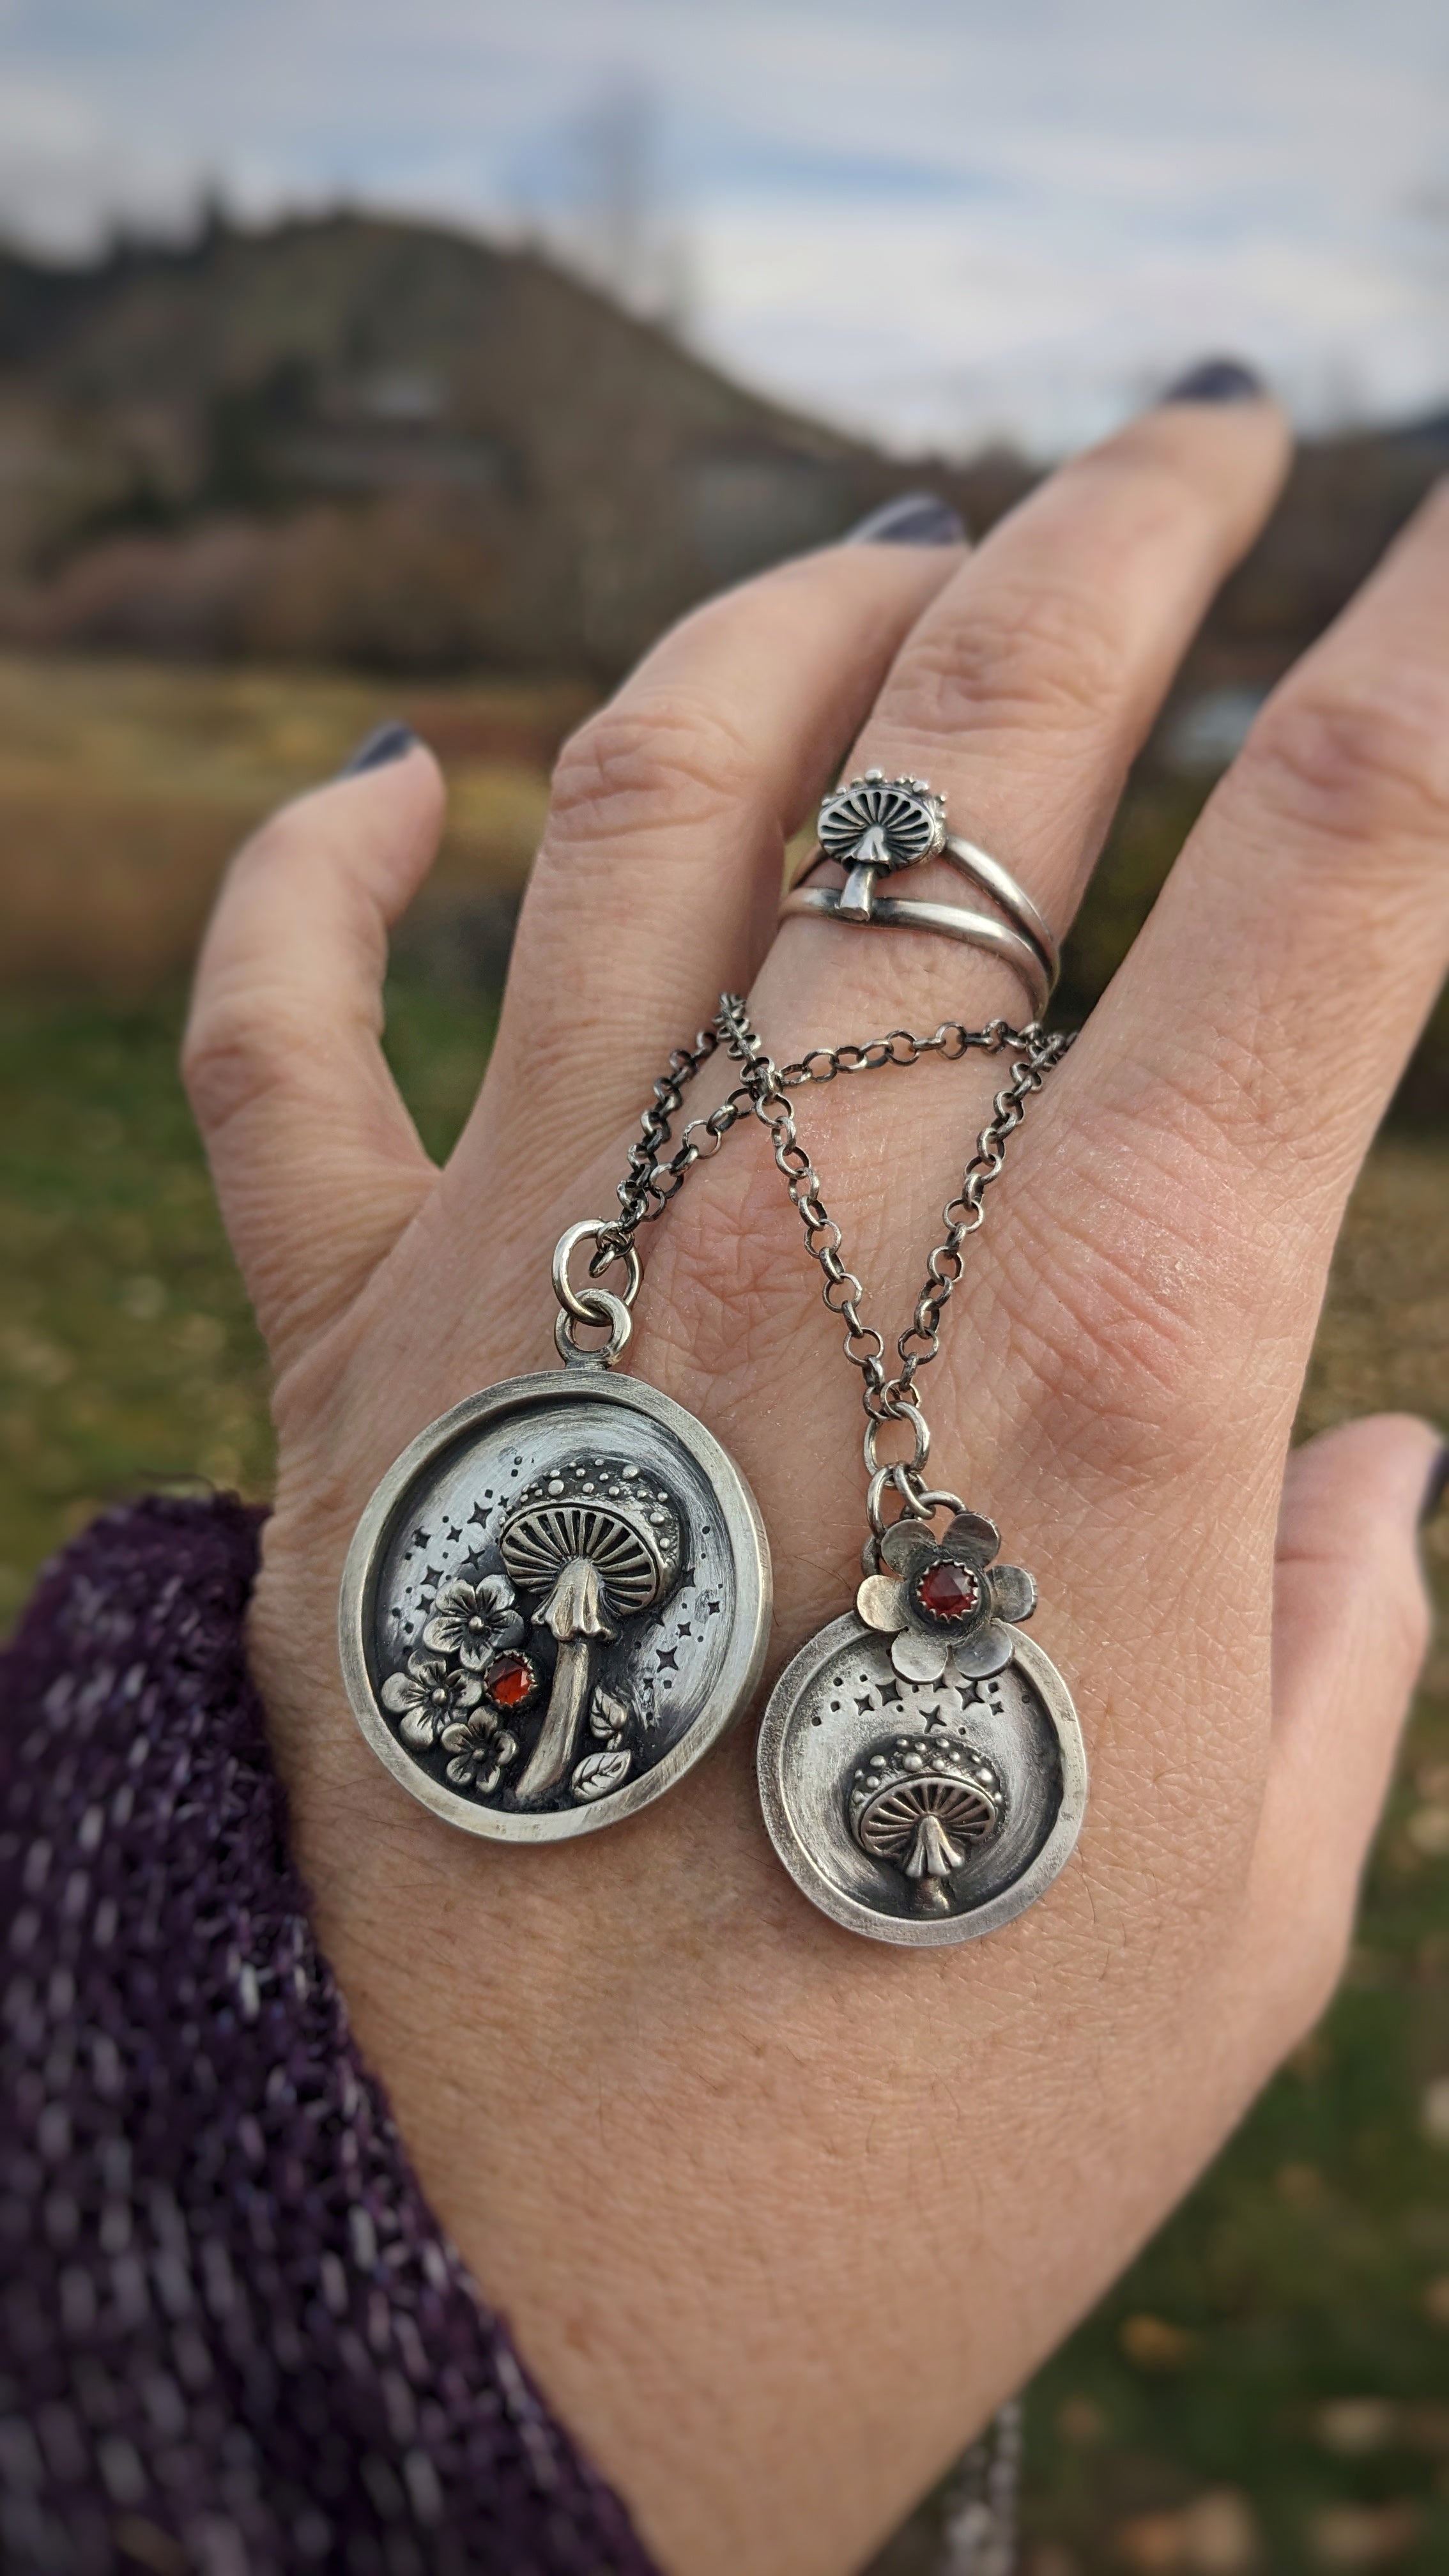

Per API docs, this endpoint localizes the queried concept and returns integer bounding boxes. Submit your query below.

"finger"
[1243,1414,1437,2041]
[183,743,445,1365]
[1065,484,1449,1339]
[754,388,1291,1051]
[655,396,1289,1538]
[448,537,963,1210]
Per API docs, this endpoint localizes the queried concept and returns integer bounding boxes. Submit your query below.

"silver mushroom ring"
[778,770,1059,1021]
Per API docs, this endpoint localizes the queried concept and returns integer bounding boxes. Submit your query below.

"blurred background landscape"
[1,3,1448,2570]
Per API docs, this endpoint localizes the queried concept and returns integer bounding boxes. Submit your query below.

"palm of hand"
[185,397,1445,2576]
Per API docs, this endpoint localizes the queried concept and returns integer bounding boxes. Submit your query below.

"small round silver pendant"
[757,1618,1085,1945]
[340,1370,771,1842]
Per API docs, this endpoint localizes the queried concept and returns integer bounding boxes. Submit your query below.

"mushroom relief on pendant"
[849,1731,1004,1913]
[499,1457,682,1804]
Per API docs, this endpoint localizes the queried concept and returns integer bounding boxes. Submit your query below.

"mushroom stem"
[516,1555,617,1806]
[516,1637,595,1803]
[906,1812,965,1908]
[914,1876,954,1914]
[837,826,890,921]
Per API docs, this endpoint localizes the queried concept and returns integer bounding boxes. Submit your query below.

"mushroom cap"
[499,1454,682,1617]
[849,1732,1003,1865]
[818,774,946,876]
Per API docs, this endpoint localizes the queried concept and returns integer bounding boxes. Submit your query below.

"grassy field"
[1,654,1447,2573]
[0,650,592,990]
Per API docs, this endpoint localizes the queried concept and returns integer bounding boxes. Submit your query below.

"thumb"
[1244,1413,1440,2032]
[183,734,446,1369]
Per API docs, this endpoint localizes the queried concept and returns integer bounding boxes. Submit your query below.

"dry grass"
[0,651,592,989]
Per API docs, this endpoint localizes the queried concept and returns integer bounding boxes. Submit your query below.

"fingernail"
[1421,1443,1449,1529]
[1158,357,1266,405]
[845,491,966,547]
[337,720,420,777]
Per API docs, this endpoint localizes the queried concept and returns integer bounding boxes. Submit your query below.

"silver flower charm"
[440,1706,519,1795]
[421,1574,524,1671]
[855,1510,1036,1685]
[381,1654,483,1750]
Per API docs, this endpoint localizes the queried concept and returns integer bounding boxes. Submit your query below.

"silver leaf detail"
[571,1747,632,1801]
[590,1685,631,1742]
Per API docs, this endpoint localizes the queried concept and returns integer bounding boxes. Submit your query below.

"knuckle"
[1243,678,1449,859]
[882,578,1125,748]
[547,693,762,849]
[998,1128,1260,1493]
[181,984,305,1142]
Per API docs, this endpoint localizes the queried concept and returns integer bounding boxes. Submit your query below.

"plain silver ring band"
[778,884,1052,1021]
[943,836,1059,986]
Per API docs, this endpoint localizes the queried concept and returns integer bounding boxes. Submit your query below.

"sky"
[0,0,1446,456]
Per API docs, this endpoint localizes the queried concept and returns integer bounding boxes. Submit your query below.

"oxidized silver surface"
[798,773,1060,1018]
[758,1620,1085,1945]
[818,769,946,872]
[340,1368,771,1843]
[816,768,947,917]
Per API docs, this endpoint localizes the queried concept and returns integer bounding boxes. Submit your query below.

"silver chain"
[575,1009,1050,2571]
[713,997,1071,1525]
[717,995,1070,1422]
[570,997,1070,1532]
[597,1011,1065,1258]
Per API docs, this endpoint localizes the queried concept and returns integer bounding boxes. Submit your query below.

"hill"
[0,208,1443,689]
[0,210,924,673]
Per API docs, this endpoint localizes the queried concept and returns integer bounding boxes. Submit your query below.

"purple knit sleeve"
[0,1494,661,2576]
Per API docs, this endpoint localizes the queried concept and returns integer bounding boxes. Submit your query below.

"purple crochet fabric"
[0,1494,659,2576]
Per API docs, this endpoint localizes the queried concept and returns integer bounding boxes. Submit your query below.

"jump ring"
[552,1220,641,1324]
[865,1466,931,1537]
[864,1468,966,1551]
[553,1287,633,1368]
[862,1407,931,1480]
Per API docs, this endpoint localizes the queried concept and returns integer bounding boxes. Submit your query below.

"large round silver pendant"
[340,1370,771,1842]
[757,1619,1085,1945]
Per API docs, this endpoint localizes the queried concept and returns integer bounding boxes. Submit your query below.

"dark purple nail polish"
[1422,1444,1449,1530]
[845,492,967,548]
[338,721,420,778]
[1159,358,1266,406]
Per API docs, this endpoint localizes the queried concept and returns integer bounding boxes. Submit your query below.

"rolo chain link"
[714,997,1071,1523]
[565,998,1071,1526]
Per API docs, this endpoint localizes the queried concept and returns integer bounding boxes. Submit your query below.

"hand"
[183,392,1445,2576]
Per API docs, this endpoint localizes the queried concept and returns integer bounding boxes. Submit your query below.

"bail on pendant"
[551,1220,640,1368]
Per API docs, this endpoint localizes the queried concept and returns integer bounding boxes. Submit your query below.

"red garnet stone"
[482,1652,537,1710]
[914,1559,983,1625]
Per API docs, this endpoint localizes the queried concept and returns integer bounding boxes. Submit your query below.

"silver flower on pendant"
[439,1707,519,1795]
[381,1654,484,1749]
[421,1574,525,1670]
[855,1510,1036,1683]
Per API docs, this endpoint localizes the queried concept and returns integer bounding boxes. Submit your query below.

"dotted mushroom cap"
[849,1731,1003,1826]
[817,774,946,874]
[499,1456,682,1616]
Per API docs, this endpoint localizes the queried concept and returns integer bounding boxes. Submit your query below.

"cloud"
[0,75,202,249]
[0,0,1445,447]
